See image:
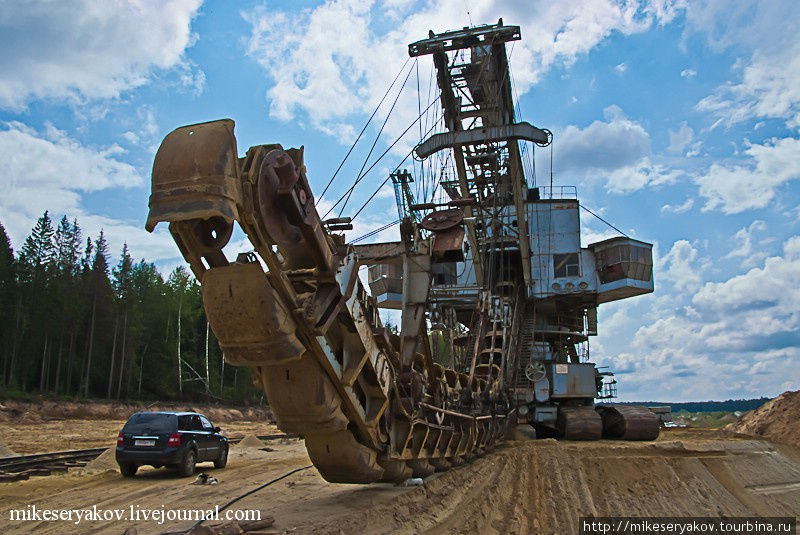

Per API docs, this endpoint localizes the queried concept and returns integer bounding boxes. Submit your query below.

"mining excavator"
[146,21,660,484]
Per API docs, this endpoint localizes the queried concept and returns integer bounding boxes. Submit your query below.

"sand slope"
[727,390,800,448]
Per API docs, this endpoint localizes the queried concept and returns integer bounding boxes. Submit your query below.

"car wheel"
[119,463,138,477]
[178,448,196,477]
[214,445,228,469]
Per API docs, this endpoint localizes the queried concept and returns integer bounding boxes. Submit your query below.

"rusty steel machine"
[146,21,659,483]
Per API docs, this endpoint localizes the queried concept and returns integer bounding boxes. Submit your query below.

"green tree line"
[631,398,772,413]
[0,212,261,403]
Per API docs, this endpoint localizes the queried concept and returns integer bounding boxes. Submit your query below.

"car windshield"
[122,413,177,434]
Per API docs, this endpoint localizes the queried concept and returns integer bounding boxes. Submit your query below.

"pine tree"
[110,244,133,398]
[93,230,110,277]
[113,243,133,300]
[0,220,13,311]
[51,216,83,394]
[20,211,55,270]
[0,221,16,385]
[81,237,93,273]
[0,213,263,402]
[12,212,58,390]
[55,216,81,276]
[128,259,168,399]
[82,230,112,397]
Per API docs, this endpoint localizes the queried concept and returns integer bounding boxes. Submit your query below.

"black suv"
[115,411,228,477]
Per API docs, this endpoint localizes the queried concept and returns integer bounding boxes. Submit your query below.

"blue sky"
[1,0,798,402]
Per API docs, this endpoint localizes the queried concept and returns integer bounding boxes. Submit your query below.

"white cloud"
[243,0,668,140]
[667,121,694,153]
[556,105,680,192]
[685,140,703,157]
[119,105,161,151]
[660,198,693,214]
[696,44,800,128]
[121,131,140,145]
[723,220,767,267]
[0,121,176,263]
[603,234,800,401]
[693,237,800,314]
[688,0,800,128]
[0,0,203,110]
[680,68,696,78]
[643,0,687,25]
[694,137,800,214]
[382,0,418,22]
[660,239,702,292]
[615,62,628,73]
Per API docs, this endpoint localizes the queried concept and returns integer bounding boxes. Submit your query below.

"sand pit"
[1,428,798,535]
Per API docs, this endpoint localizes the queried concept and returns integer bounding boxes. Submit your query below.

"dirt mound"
[83,448,117,472]
[0,438,16,457]
[726,390,800,448]
[236,434,265,448]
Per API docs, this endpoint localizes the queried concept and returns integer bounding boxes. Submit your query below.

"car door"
[178,415,195,451]
[198,415,218,459]
[184,415,203,460]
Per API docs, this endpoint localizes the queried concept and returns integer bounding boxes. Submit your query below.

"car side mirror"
[213,426,221,433]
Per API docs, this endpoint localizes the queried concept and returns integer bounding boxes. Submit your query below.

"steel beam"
[415,122,550,159]
[408,22,520,57]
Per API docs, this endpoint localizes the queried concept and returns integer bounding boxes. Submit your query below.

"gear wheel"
[524,360,546,382]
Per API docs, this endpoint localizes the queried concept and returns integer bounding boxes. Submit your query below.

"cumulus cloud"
[723,220,767,267]
[659,239,702,292]
[667,122,694,153]
[0,121,176,263]
[694,237,800,314]
[696,44,800,129]
[555,105,680,192]
[687,0,800,128]
[243,0,671,140]
[660,198,693,214]
[694,136,800,214]
[0,0,203,110]
[602,234,800,400]
[120,105,161,150]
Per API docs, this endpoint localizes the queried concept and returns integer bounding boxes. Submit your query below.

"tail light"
[117,432,124,447]
[167,433,181,447]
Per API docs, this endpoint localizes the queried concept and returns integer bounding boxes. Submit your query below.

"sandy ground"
[0,427,798,534]
[0,419,277,455]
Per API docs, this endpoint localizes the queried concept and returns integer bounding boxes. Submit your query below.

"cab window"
[553,253,580,278]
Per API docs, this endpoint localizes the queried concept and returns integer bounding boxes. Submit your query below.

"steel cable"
[320,57,412,200]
